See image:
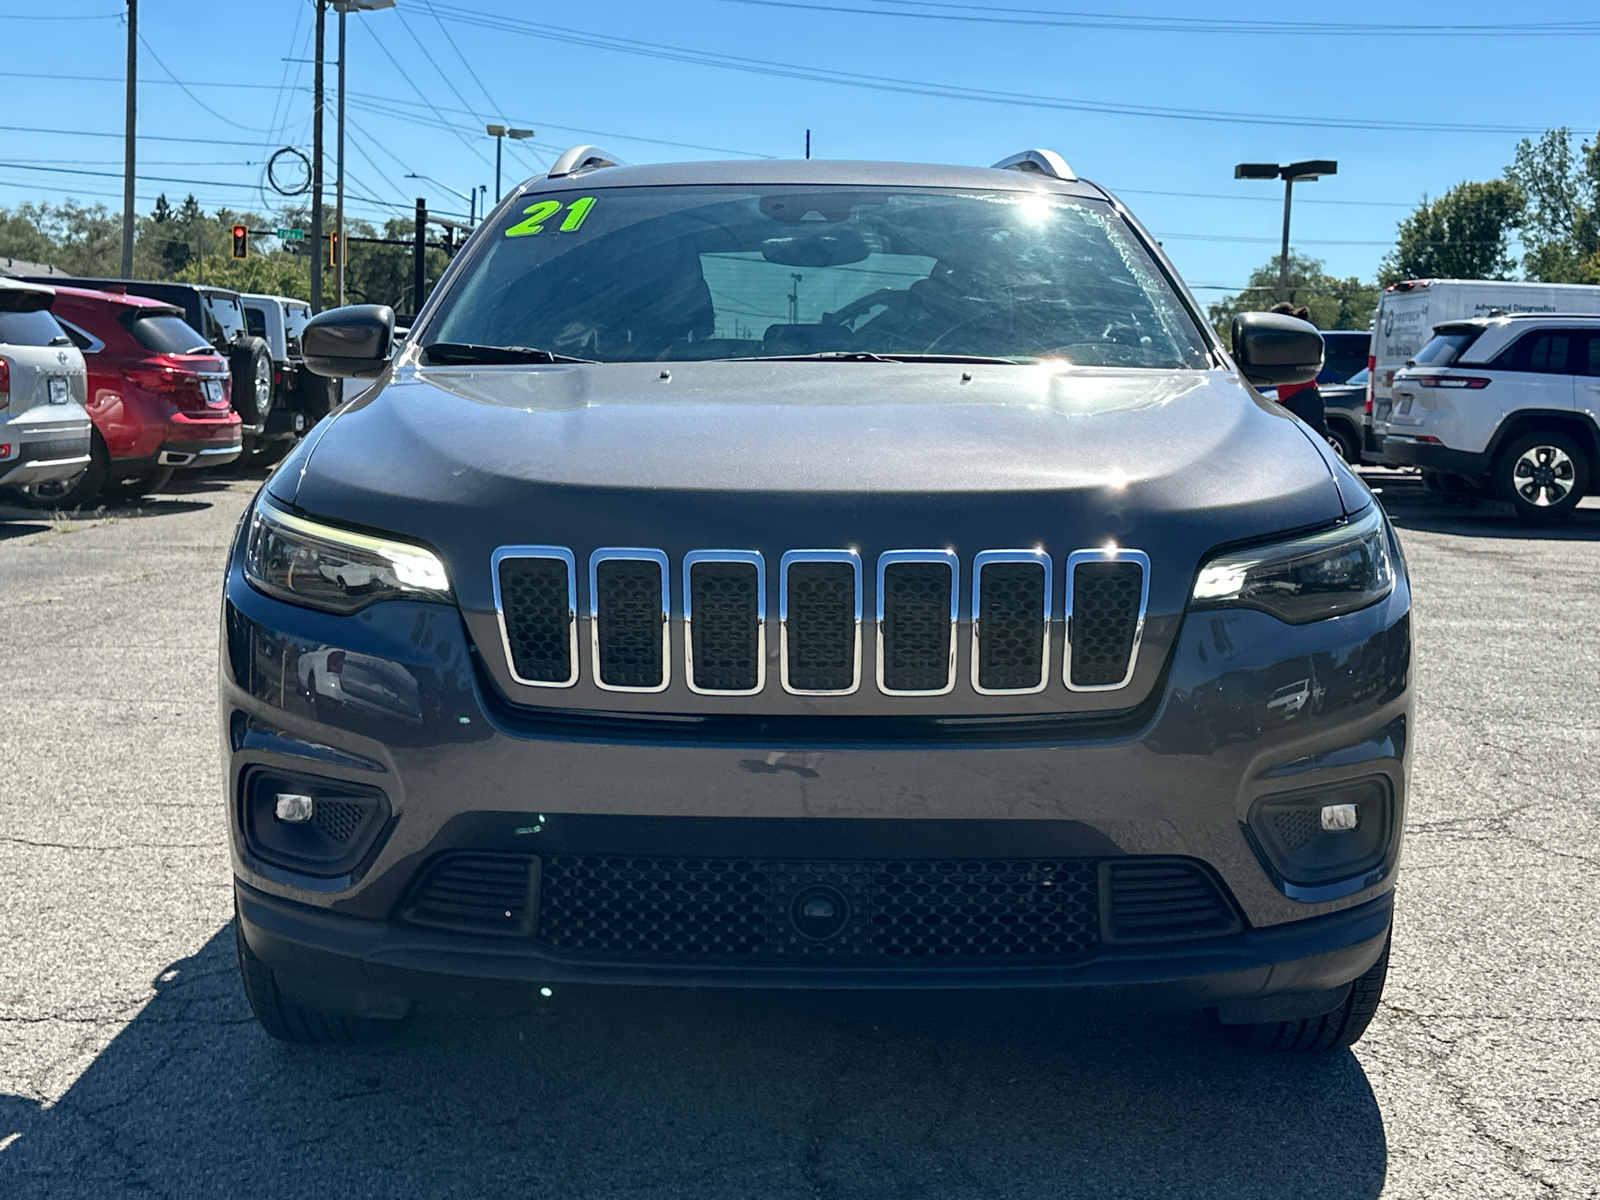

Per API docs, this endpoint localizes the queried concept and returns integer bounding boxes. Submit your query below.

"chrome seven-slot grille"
[490,546,1150,697]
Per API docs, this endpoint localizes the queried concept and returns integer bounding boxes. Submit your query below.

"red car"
[33,286,241,506]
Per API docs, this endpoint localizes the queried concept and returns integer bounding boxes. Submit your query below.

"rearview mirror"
[1231,312,1324,388]
[302,304,395,378]
[761,229,870,268]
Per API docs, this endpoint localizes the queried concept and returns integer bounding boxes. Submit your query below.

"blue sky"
[5,0,1598,297]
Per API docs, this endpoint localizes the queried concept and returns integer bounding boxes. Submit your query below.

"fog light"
[1248,777,1393,890]
[243,768,390,877]
[275,793,315,823]
[1321,803,1359,832]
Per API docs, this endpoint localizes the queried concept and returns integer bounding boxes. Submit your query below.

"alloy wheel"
[1512,444,1575,507]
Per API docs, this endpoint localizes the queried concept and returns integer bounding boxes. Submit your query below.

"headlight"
[244,496,451,614]
[1190,506,1395,624]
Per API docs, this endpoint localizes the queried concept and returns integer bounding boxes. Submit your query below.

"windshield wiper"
[725,351,1024,365]
[423,342,598,365]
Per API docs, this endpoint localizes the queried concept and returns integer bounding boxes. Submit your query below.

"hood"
[270,361,1347,717]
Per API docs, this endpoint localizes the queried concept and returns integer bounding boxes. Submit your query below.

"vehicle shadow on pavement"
[1369,478,1600,541]
[0,925,1387,1199]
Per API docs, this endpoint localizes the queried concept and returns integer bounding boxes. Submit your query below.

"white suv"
[1383,313,1600,521]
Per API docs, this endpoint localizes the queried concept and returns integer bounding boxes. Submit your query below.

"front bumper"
[237,875,1392,1007]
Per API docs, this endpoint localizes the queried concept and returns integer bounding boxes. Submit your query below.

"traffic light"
[231,224,248,259]
[327,232,339,267]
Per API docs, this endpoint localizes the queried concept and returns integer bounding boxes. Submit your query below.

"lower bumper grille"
[402,853,1240,961]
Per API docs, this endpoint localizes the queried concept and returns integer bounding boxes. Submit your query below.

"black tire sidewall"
[28,428,109,510]
[230,338,273,424]
[1496,430,1590,519]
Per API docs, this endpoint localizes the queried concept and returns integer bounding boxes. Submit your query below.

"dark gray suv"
[222,148,1410,1052]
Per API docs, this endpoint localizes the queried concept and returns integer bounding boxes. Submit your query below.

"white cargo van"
[1370,279,1600,458]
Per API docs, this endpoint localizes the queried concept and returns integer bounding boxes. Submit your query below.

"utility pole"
[412,198,427,322]
[805,129,810,160]
[334,6,346,306]
[310,0,326,311]
[120,0,136,277]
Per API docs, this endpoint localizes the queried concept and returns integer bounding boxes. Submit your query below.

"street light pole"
[1235,159,1337,304]
[335,7,346,307]
[328,1,392,309]
[1279,178,1294,303]
[310,0,324,312]
[120,0,136,278]
[486,125,535,201]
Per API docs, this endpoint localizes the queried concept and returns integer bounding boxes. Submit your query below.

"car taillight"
[124,366,183,394]
[0,357,9,408]
[1413,375,1490,389]
[1364,354,1375,414]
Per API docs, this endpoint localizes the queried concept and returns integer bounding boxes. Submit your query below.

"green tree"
[1378,180,1524,283]
[1207,253,1379,338]
[1505,127,1600,283]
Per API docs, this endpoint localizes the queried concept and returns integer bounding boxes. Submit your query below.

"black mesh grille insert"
[784,560,857,692]
[976,560,1047,691]
[311,800,366,846]
[498,557,573,684]
[1102,860,1240,941]
[534,856,1101,960]
[595,558,665,689]
[1070,560,1144,688]
[689,560,760,692]
[879,560,954,692]
[402,854,538,935]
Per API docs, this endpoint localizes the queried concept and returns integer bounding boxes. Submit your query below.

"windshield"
[125,313,212,355]
[1412,329,1481,367]
[426,186,1211,368]
[202,293,245,344]
[0,308,70,348]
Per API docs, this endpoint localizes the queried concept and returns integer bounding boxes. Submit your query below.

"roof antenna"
[805,129,810,160]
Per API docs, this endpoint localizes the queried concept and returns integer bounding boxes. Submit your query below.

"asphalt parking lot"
[0,468,1596,1199]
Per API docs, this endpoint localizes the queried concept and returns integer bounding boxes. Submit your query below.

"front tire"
[1222,933,1389,1052]
[234,913,408,1046]
[1495,430,1590,522]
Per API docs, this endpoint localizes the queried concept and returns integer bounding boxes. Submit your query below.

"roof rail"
[548,145,630,179]
[990,149,1076,182]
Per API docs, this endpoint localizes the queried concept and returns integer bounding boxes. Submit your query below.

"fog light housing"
[1248,777,1393,892]
[241,767,390,877]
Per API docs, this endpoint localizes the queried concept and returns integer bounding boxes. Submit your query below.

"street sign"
[276,228,306,242]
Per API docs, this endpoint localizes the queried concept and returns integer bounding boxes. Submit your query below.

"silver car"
[0,279,91,497]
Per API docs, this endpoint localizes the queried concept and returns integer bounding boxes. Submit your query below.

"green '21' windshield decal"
[504,196,597,238]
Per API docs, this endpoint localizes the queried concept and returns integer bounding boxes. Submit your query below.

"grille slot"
[1102,860,1240,942]
[533,855,1101,960]
[781,551,861,694]
[494,548,577,687]
[1066,551,1148,690]
[590,550,669,692]
[685,553,764,694]
[972,551,1050,694]
[877,552,957,695]
[402,854,539,935]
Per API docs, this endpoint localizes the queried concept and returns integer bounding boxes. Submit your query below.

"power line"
[0,122,259,147]
[717,0,1600,37]
[360,18,495,170]
[427,4,1575,135]
[135,33,270,133]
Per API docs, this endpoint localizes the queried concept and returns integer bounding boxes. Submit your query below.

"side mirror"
[1231,312,1324,388]
[302,304,395,378]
